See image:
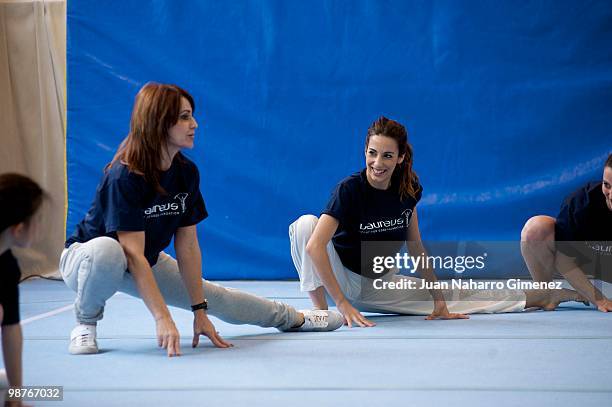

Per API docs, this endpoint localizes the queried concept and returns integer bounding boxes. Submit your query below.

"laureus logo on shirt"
[174,193,189,212]
[360,209,413,234]
[144,193,189,219]
[585,241,612,256]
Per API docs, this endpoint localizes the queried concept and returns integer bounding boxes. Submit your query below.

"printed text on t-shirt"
[144,193,189,219]
[360,209,413,234]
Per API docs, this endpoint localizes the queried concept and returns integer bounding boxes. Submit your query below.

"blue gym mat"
[8,279,612,406]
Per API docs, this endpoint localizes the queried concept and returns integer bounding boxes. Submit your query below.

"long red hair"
[107,82,195,194]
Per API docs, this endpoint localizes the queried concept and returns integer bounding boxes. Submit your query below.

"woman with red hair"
[61,82,343,357]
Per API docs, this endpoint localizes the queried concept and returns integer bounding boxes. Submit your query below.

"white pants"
[60,237,300,329]
[289,215,526,315]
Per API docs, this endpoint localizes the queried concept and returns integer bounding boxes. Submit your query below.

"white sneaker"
[69,324,98,354]
[286,309,344,332]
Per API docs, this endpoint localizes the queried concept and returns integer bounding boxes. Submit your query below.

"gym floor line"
[12,279,612,406]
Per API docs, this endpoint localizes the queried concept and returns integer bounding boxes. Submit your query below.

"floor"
[5,279,612,406]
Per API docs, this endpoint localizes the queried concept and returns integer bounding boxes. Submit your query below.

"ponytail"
[397,143,420,201]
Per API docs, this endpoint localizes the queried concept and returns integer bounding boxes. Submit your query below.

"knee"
[290,214,319,243]
[296,214,319,230]
[87,237,128,272]
[521,216,555,242]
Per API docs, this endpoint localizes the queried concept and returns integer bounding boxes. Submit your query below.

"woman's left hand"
[425,301,469,320]
[192,311,233,348]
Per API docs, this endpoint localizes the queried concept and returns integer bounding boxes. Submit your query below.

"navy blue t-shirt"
[554,181,612,274]
[322,169,422,275]
[0,249,21,326]
[66,154,207,266]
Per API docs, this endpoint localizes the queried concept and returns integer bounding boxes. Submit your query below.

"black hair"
[0,173,44,232]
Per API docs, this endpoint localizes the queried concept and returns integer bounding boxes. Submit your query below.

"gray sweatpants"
[59,237,300,330]
[289,215,526,315]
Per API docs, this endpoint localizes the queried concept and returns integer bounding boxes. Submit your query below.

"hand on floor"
[193,311,233,349]
[595,298,612,312]
[156,316,181,357]
[337,299,376,328]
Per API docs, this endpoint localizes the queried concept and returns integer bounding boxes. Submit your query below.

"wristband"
[191,299,208,312]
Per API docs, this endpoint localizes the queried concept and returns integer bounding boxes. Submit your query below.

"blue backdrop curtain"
[67,1,612,279]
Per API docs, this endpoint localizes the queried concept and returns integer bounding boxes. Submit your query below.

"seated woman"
[61,82,343,356]
[289,116,585,327]
[521,153,612,312]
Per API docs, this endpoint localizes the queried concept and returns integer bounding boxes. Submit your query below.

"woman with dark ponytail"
[289,116,585,327]
[369,118,420,203]
[1,173,44,396]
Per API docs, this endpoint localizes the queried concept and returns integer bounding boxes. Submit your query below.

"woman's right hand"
[156,316,181,357]
[337,299,376,328]
[595,298,612,312]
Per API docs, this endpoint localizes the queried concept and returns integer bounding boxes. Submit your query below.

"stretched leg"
[120,252,302,331]
[356,271,527,315]
[289,215,525,315]
[358,272,588,314]
[520,215,557,282]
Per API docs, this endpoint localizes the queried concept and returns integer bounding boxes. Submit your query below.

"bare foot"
[542,288,588,311]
